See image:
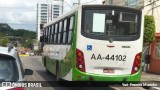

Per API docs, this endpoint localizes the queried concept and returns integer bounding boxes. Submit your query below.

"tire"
[46,68,51,75]
[142,86,151,89]
[43,56,46,67]
[56,61,59,81]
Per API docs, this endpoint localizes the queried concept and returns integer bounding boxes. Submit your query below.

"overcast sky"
[0,0,103,31]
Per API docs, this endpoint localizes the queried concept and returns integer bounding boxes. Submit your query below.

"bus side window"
[54,24,58,44]
[68,16,75,44]
[49,26,52,44]
[46,27,49,44]
[43,29,45,43]
[57,23,59,44]
[63,19,67,44]
[44,28,46,43]
[47,27,50,44]
[58,21,63,44]
[51,25,55,44]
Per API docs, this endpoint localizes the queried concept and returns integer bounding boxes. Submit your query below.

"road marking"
[109,86,120,90]
[152,87,160,90]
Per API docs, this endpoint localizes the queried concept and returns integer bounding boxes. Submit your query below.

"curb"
[19,54,29,56]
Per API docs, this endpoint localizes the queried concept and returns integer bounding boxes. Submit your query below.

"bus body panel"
[72,67,141,81]
[42,5,144,82]
[43,11,79,81]
[43,44,73,80]
[72,5,144,81]
[76,34,143,75]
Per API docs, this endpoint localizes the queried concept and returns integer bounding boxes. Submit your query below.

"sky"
[0,0,103,31]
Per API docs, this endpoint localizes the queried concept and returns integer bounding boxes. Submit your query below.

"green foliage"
[21,39,35,49]
[144,15,156,43]
[0,23,36,40]
[0,24,14,36]
[0,23,36,48]
[14,29,36,39]
[0,33,9,47]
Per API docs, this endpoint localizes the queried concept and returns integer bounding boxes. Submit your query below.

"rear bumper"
[72,67,141,82]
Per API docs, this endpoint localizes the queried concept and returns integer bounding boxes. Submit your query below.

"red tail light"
[8,87,25,90]
[131,53,142,74]
[76,49,85,72]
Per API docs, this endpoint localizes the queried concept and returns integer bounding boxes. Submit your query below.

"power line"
[139,0,159,9]
[121,0,159,10]
[64,0,72,9]
[155,6,160,26]
[146,4,160,14]
[83,0,97,4]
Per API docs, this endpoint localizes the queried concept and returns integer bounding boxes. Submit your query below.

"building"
[102,0,160,32]
[102,0,144,9]
[143,0,160,32]
[36,0,62,41]
[102,0,160,74]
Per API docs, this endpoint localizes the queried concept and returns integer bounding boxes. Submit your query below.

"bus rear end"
[73,5,144,82]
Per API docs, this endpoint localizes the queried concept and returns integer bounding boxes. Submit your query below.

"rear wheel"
[43,56,46,67]
[142,86,151,89]
[46,68,51,74]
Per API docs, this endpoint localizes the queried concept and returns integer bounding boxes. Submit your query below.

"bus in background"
[40,5,144,82]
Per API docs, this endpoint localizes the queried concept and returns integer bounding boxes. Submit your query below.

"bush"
[144,15,156,43]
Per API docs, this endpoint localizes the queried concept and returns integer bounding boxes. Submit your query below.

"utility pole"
[78,0,80,5]
[62,0,64,14]
[105,0,107,5]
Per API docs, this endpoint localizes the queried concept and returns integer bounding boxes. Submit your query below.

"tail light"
[8,87,25,90]
[131,53,142,74]
[76,49,85,72]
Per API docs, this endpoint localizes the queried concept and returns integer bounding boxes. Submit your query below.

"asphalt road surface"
[20,56,148,90]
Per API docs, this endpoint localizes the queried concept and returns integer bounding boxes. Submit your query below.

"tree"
[144,15,156,43]
[143,15,156,72]
[21,39,34,49]
[0,23,36,48]
[0,33,10,47]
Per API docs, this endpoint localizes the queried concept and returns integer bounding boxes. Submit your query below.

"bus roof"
[43,4,141,28]
[43,5,79,28]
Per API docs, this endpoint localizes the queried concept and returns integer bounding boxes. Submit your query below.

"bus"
[41,5,144,82]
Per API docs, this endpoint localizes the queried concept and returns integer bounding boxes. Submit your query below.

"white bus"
[41,5,144,82]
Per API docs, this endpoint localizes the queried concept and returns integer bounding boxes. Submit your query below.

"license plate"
[103,68,114,73]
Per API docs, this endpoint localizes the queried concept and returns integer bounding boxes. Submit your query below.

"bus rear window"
[83,10,138,36]
[81,7,141,41]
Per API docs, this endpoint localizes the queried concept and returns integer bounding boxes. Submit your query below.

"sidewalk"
[141,72,160,90]
[141,72,160,81]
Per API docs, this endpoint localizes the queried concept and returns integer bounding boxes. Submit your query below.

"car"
[0,45,33,90]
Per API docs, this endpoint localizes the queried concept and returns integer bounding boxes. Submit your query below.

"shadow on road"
[35,70,116,90]
[36,70,56,81]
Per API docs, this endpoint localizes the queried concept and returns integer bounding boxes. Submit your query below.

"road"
[20,56,147,90]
